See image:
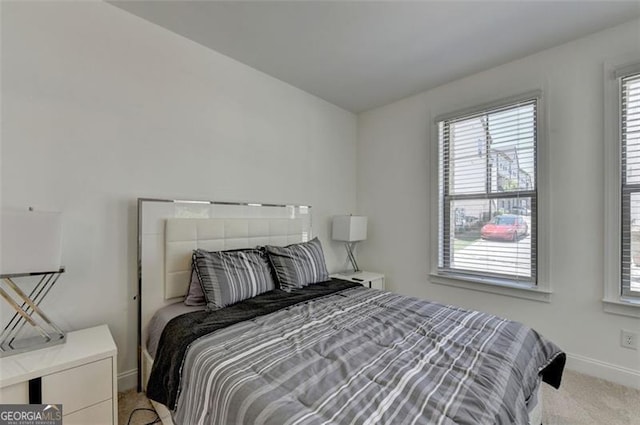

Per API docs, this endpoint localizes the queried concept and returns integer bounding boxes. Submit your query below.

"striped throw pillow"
[193,248,275,310]
[265,237,329,291]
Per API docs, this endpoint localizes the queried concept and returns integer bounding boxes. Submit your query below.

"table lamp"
[332,215,367,274]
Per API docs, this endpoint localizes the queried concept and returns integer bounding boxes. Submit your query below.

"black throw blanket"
[147,279,361,409]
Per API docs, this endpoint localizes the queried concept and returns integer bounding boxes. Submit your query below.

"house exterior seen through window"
[437,97,538,286]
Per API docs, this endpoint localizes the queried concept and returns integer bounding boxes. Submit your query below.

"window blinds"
[621,73,640,296]
[438,98,537,284]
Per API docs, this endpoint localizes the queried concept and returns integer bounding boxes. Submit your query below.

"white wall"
[1,1,357,389]
[357,19,640,386]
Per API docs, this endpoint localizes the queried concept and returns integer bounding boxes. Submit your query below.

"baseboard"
[118,368,138,392]
[566,353,640,389]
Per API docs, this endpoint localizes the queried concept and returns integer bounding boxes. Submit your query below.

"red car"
[480,214,528,241]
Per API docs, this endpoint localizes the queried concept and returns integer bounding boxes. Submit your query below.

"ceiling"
[109,1,640,113]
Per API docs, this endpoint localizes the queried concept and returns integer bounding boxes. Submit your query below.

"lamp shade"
[332,215,367,242]
[1,210,62,275]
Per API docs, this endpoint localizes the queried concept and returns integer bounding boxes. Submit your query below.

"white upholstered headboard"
[164,218,306,299]
[137,198,311,390]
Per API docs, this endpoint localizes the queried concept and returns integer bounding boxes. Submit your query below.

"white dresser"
[0,325,117,425]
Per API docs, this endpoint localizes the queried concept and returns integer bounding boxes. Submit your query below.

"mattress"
[147,280,564,425]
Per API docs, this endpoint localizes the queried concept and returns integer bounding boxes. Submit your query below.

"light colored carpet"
[117,389,155,425]
[119,369,640,425]
[541,370,640,425]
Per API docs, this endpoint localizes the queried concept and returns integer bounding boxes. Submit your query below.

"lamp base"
[0,333,66,358]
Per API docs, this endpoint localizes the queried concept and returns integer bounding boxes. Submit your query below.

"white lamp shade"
[332,215,367,242]
[1,210,63,275]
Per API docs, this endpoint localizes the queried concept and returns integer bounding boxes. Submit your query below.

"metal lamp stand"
[344,242,361,274]
[0,268,66,357]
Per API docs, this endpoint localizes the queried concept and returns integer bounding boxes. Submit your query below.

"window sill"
[429,272,551,303]
[602,297,640,318]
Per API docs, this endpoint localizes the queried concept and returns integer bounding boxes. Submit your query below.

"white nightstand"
[332,271,385,290]
[0,325,117,425]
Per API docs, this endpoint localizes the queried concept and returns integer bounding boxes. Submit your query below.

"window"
[620,71,640,298]
[437,95,538,287]
[604,61,640,316]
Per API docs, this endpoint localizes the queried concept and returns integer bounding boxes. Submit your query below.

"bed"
[138,199,565,425]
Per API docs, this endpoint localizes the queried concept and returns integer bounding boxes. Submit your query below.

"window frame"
[430,90,551,302]
[604,60,640,317]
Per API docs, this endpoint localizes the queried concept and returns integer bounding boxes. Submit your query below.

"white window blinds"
[437,97,537,285]
[621,72,640,297]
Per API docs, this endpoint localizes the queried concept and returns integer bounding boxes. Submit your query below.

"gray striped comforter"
[171,287,564,425]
